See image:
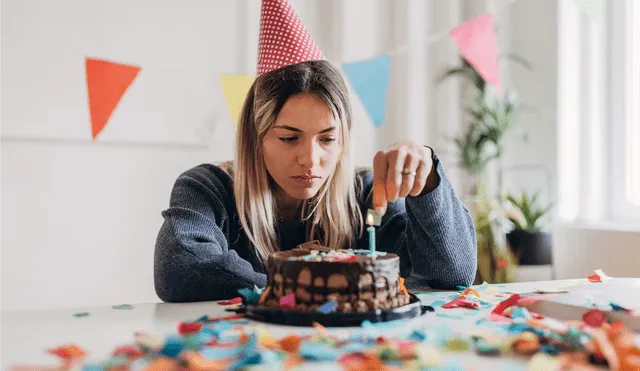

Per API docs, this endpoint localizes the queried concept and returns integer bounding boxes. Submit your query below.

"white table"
[3,278,639,370]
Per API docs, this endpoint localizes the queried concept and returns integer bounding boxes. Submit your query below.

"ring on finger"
[401,168,416,176]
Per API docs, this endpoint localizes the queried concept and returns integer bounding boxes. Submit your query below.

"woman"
[153,60,477,303]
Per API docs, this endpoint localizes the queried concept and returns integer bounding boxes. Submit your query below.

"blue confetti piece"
[610,302,631,311]
[238,288,261,304]
[317,301,338,314]
[430,299,446,307]
[112,304,134,310]
[455,286,468,291]
[511,307,532,320]
[540,344,560,355]
[201,345,242,360]
[299,342,339,361]
[228,351,262,371]
[340,342,372,354]
[196,315,210,322]
[160,335,184,358]
[238,332,259,355]
[73,312,90,318]
[82,364,104,371]
[409,329,427,341]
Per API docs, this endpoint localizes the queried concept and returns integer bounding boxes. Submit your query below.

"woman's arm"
[356,154,477,289]
[154,165,267,302]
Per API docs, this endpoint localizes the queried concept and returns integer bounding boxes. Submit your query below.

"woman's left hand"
[372,141,436,215]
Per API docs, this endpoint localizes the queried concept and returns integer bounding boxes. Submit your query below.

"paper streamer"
[343,55,391,128]
[449,13,501,88]
[219,75,255,127]
[85,58,141,140]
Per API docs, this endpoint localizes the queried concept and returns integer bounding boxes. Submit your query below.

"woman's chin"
[284,187,320,201]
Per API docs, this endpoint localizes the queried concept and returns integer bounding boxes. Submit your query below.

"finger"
[386,147,407,203]
[372,151,388,216]
[409,159,430,197]
[399,150,420,198]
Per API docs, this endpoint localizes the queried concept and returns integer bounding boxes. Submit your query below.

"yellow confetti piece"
[527,353,560,371]
[415,344,442,366]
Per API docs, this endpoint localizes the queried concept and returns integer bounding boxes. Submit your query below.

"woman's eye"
[279,137,297,143]
[322,138,337,143]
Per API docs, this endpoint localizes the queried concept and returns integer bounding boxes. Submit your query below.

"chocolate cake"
[259,241,411,313]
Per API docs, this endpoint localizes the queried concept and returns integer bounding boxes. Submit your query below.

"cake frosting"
[259,241,411,313]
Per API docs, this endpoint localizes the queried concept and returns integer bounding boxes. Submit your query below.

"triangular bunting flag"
[342,55,391,129]
[219,75,255,127]
[449,14,501,89]
[574,0,606,23]
[85,57,141,140]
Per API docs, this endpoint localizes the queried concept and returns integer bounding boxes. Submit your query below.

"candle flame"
[367,213,374,225]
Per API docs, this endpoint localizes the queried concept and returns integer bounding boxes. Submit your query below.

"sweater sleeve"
[356,154,477,289]
[154,166,267,303]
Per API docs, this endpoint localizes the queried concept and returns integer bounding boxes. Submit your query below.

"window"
[558,0,640,226]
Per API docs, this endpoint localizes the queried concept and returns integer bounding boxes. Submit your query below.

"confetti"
[317,301,338,314]
[218,297,243,306]
[441,296,479,309]
[72,312,90,318]
[111,304,134,310]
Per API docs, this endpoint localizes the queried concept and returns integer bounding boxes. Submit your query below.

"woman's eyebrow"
[272,125,336,134]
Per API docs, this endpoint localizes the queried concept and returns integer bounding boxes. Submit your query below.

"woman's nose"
[297,140,320,168]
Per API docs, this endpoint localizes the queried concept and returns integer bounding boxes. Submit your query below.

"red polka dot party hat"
[257,0,325,76]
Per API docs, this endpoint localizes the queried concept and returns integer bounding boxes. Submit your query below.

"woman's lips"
[291,176,320,186]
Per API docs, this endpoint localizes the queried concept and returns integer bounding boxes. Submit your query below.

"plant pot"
[506,230,552,265]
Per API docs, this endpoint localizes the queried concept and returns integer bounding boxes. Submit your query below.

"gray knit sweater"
[154,154,477,302]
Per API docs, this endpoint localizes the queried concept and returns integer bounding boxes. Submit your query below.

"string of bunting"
[6,0,602,141]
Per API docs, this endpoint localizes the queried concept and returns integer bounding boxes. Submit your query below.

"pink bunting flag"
[449,13,501,88]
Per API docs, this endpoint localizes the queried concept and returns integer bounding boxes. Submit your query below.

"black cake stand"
[239,293,433,327]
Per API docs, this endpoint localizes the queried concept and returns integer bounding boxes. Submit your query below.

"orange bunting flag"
[449,13,501,88]
[85,57,141,140]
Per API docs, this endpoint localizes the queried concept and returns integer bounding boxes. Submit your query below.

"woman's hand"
[372,141,438,215]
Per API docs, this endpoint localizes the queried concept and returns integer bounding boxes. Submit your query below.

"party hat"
[257,0,324,76]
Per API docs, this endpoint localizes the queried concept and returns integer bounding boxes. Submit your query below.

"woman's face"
[262,93,342,205]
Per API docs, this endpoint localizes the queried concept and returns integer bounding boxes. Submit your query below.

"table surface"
[3,278,640,370]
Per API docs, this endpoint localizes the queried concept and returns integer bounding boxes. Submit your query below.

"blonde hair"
[234,60,363,263]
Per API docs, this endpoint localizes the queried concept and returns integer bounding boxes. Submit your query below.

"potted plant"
[503,190,553,265]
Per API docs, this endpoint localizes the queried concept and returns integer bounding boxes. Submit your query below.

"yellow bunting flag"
[219,75,255,127]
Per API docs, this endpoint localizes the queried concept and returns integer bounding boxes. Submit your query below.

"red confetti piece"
[442,296,479,309]
[178,322,203,335]
[491,294,521,315]
[516,295,557,306]
[588,273,602,283]
[112,345,143,358]
[583,309,607,328]
[47,345,87,359]
[280,293,296,310]
[218,297,243,306]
